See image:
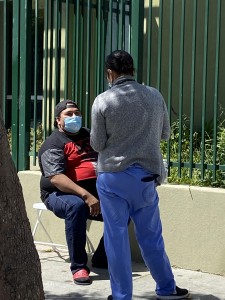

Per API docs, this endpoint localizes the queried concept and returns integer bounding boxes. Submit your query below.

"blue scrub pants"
[96,165,176,300]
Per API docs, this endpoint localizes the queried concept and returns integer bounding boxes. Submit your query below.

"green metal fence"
[1,0,225,186]
[141,0,225,185]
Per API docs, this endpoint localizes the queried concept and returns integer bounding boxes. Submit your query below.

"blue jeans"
[97,165,175,300]
[45,191,103,274]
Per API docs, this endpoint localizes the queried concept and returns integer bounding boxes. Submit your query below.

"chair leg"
[32,205,94,254]
[32,209,43,237]
[86,234,95,254]
[32,208,67,252]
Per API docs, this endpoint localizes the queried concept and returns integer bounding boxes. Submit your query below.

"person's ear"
[107,69,113,82]
[56,116,62,128]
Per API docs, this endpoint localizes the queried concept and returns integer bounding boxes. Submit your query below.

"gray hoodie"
[90,75,170,184]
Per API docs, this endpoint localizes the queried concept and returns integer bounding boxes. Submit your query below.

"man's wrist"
[81,192,89,201]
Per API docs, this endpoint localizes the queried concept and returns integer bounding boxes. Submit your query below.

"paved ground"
[37,245,225,300]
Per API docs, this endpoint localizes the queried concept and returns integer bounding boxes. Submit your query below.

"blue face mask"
[64,116,82,133]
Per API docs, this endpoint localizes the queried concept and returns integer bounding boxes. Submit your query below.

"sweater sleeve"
[161,100,171,140]
[90,97,108,152]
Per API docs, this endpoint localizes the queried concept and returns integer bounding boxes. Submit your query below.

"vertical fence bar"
[115,1,119,49]
[122,0,126,50]
[125,0,131,52]
[43,0,49,139]
[93,1,97,100]
[146,0,152,86]
[108,0,113,53]
[96,0,102,96]
[79,1,84,108]
[85,0,91,127]
[213,0,221,181]
[12,0,20,167]
[201,0,209,180]
[99,1,103,92]
[167,0,174,121]
[72,2,76,101]
[74,1,80,104]
[118,0,125,50]
[189,0,197,178]
[18,0,32,170]
[167,0,174,176]
[2,0,8,123]
[178,0,185,177]
[128,1,132,53]
[103,0,109,89]
[64,0,69,100]
[100,0,107,92]
[131,0,144,83]
[58,0,62,99]
[157,0,163,90]
[54,0,60,105]
[93,1,96,95]
[117,0,122,49]
[48,0,54,132]
[93,2,96,99]
[33,0,39,166]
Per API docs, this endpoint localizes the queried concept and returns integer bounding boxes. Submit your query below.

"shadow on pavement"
[45,291,223,300]
[45,291,105,299]
[188,294,223,300]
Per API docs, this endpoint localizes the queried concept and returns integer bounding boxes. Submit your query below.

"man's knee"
[67,198,88,218]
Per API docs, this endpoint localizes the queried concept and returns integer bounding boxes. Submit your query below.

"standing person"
[38,100,107,286]
[90,50,189,300]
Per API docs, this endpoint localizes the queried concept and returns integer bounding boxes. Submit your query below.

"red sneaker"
[73,269,91,285]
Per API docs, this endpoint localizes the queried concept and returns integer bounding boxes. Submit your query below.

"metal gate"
[1,0,225,187]
[1,0,144,171]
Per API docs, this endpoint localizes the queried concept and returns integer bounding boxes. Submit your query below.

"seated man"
[38,99,107,285]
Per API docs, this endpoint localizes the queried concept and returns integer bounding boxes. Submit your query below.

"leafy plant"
[30,123,44,152]
[7,123,44,152]
[161,110,225,188]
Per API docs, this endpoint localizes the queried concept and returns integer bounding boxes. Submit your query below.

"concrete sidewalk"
[37,245,225,300]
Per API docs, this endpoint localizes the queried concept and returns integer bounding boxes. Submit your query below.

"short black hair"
[105,50,134,75]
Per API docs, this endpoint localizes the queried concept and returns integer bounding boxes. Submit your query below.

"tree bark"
[0,111,45,299]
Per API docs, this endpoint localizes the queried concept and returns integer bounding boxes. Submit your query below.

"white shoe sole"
[156,291,189,300]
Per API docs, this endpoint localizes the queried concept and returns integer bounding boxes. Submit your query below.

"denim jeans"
[45,191,103,274]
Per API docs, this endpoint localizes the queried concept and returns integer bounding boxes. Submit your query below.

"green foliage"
[7,123,44,152]
[30,123,44,151]
[161,112,225,188]
[7,128,12,149]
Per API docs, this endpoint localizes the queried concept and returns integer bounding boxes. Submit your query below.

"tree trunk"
[0,111,45,299]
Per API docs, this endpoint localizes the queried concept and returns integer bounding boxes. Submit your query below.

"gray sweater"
[90,76,170,184]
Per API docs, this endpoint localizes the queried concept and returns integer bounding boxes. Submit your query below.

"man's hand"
[83,194,101,216]
[50,174,101,216]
